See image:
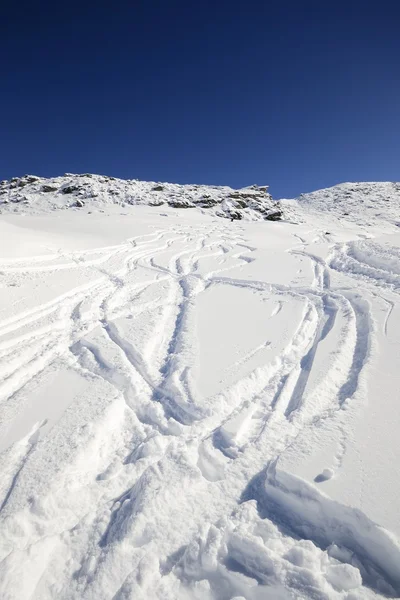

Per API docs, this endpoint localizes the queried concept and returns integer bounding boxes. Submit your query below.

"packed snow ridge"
[1,174,400,599]
[0,173,283,222]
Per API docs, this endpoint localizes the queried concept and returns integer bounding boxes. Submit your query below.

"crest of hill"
[281,182,400,231]
[0,173,283,222]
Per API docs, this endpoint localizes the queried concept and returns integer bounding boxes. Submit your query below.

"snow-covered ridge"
[284,181,400,230]
[3,175,400,230]
[0,173,283,221]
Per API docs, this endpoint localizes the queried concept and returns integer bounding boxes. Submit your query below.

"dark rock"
[233,199,248,209]
[229,211,243,221]
[199,197,219,208]
[228,192,249,200]
[152,185,164,192]
[168,199,194,208]
[42,185,58,192]
[264,210,283,222]
[74,199,85,208]
[229,191,267,203]
[62,185,81,194]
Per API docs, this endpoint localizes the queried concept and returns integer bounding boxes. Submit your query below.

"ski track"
[0,222,399,599]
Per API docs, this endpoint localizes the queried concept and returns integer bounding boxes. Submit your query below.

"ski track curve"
[0,221,398,600]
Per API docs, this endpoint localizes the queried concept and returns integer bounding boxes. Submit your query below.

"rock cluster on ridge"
[0,173,283,221]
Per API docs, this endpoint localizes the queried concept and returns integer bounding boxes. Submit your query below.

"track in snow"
[0,219,399,600]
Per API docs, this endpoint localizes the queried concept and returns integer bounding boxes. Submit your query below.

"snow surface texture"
[282,181,400,233]
[0,174,281,222]
[1,176,400,600]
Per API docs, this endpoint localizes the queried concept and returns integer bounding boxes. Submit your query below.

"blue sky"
[1,1,399,198]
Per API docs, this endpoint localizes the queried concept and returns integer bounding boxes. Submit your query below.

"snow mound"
[175,499,380,599]
[281,182,400,231]
[0,173,283,222]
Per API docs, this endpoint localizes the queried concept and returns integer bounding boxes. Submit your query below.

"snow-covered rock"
[0,173,283,221]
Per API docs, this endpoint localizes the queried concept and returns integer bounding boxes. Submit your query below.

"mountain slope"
[1,176,400,599]
[282,181,400,231]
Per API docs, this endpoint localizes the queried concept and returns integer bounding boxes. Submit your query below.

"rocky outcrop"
[0,174,283,222]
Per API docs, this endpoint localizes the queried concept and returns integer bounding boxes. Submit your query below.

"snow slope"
[1,178,400,600]
[282,181,400,233]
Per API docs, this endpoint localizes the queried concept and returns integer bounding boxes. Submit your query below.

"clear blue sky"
[1,1,399,198]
